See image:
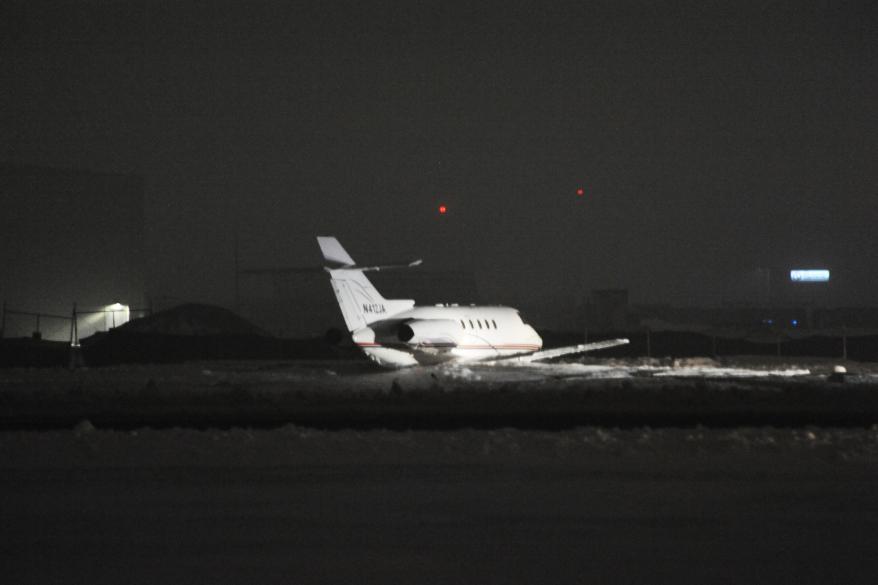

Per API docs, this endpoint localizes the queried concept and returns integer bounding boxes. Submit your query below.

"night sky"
[2,0,876,308]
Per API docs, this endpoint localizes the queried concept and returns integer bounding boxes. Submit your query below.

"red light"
[576,187,584,196]
[438,205,447,214]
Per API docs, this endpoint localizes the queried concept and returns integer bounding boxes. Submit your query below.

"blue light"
[790,269,830,282]
[791,319,799,327]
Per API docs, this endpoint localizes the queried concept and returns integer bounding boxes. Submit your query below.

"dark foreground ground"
[2,426,878,584]
[3,359,878,583]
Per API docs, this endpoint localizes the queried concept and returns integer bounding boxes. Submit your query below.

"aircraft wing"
[499,338,630,363]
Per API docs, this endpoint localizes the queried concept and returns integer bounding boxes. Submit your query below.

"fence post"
[69,303,79,347]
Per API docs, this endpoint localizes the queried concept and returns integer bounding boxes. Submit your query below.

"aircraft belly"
[451,347,500,362]
[395,344,503,366]
[361,346,418,368]
[359,341,540,367]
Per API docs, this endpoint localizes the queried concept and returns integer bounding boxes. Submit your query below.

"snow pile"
[119,304,270,337]
[468,361,810,381]
[654,366,810,378]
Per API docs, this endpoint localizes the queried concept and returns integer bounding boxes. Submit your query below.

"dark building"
[0,163,145,340]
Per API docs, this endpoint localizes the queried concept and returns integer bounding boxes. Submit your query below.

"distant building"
[0,163,144,340]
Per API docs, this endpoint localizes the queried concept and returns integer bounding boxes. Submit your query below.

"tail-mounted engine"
[396,319,460,347]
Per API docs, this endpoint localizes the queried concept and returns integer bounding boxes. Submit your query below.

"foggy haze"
[2,0,876,309]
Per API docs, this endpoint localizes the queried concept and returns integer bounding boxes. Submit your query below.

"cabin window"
[492,319,498,329]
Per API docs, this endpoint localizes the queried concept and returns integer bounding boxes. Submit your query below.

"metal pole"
[582,296,589,344]
[234,228,240,311]
[72,303,79,347]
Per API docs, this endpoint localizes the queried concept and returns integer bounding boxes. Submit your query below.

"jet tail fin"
[317,236,356,267]
[317,236,415,332]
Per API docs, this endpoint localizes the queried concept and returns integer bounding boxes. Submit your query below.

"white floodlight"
[105,303,130,329]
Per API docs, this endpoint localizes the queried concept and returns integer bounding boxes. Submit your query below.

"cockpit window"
[492,319,497,329]
[460,320,466,329]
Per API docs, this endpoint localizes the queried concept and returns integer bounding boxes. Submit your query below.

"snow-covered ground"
[2,357,878,431]
[2,355,875,391]
[441,359,813,383]
[196,355,878,387]
[2,424,878,584]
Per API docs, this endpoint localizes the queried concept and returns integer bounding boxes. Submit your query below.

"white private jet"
[319,236,628,368]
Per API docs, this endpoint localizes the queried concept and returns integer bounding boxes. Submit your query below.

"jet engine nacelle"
[397,319,460,346]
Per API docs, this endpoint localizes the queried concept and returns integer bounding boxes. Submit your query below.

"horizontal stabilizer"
[502,338,630,363]
[317,236,416,331]
[240,265,324,275]
[242,259,422,275]
[354,259,423,272]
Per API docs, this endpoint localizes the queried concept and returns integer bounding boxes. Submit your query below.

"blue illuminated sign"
[790,269,830,283]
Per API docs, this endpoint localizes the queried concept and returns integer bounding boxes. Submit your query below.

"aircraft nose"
[525,325,542,349]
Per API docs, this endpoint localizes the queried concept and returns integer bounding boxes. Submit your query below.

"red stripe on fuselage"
[356,342,540,350]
